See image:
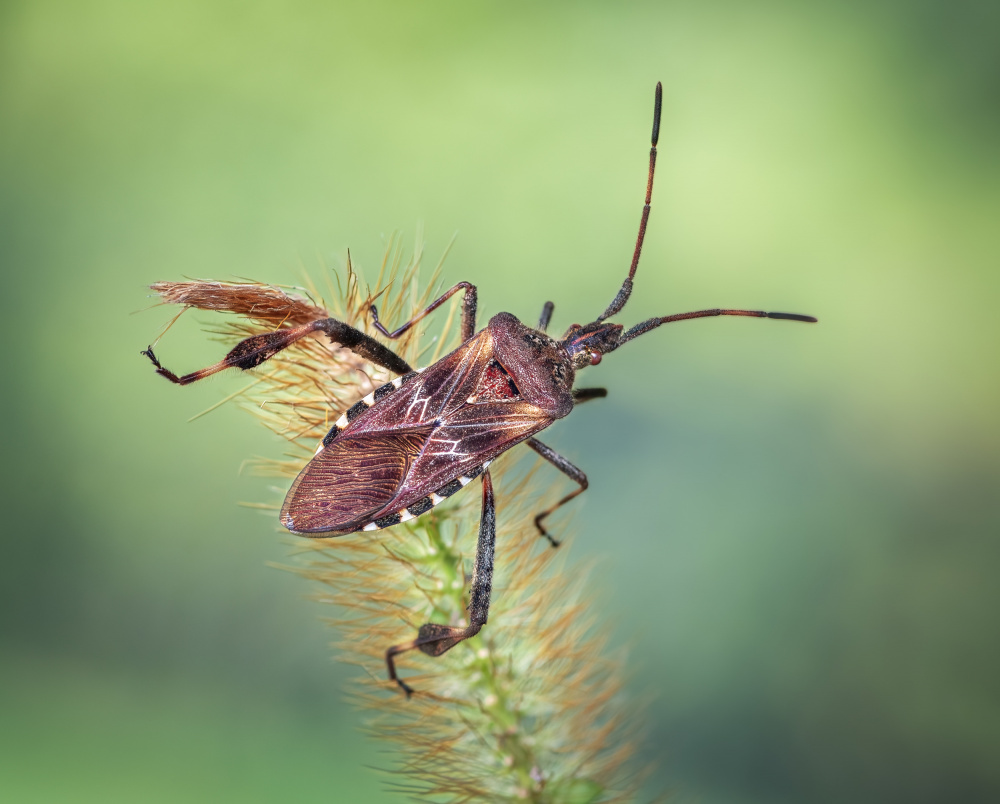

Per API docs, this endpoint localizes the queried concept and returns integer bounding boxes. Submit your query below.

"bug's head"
[561,321,623,369]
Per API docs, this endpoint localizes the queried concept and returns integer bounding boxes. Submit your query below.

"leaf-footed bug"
[143,82,817,696]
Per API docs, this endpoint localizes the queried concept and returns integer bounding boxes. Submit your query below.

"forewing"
[425,402,551,462]
[351,330,494,434]
[390,401,553,507]
[281,428,433,534]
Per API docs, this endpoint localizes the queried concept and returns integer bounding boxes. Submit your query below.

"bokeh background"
[2,1,999,802]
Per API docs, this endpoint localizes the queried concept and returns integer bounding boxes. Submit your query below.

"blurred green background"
[2,1,999,801]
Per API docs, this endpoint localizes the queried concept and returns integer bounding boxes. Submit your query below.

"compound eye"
[589,351,602,366]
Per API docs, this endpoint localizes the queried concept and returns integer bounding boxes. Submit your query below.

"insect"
[143,82,816,696]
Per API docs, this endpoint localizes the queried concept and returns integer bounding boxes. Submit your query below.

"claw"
[533,516,562,549]
[141,346,162,368]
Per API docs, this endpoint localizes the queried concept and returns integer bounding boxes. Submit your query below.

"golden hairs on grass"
[149,235,644,803]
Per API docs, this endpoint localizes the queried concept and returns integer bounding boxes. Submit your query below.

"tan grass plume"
[148,234,645,803]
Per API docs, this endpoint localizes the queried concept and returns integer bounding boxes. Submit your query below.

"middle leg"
[370,281,479,343]
[525,438,588,548]
[385,469,496,698]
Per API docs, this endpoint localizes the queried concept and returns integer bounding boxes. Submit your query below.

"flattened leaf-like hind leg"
[386,470,496,698]
[370,281,479,343]
[525,438,588,548]
[142,317,413,385]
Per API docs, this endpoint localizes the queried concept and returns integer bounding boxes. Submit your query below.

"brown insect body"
[281,312,575,535]
[143,83,817,695]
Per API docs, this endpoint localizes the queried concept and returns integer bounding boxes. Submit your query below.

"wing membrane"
[281,428,433,534]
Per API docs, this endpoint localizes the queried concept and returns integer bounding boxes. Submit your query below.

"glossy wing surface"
[378,401,554,514]
[349,330,494,434]
[295,328,557,527]
[281,428,433,534]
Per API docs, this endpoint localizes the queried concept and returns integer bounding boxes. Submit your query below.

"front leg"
[385,469,496,698]
[572,387,607,404]
[538,301,554,332]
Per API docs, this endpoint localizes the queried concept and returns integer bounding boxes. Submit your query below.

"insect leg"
[370,281,479,342]
[385,470,496,698]
[143,317,412,385]
[599,82,662,323]
[525,438,588,548]
[572,387,608,404]
[538,301,554,332]
[607,308,818,353]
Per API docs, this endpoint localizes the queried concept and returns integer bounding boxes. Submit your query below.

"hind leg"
[143,317,413,385]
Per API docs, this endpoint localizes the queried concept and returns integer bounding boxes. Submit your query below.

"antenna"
[598,81,662,322]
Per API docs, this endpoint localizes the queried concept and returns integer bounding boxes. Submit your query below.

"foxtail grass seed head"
[150,234,645,803]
